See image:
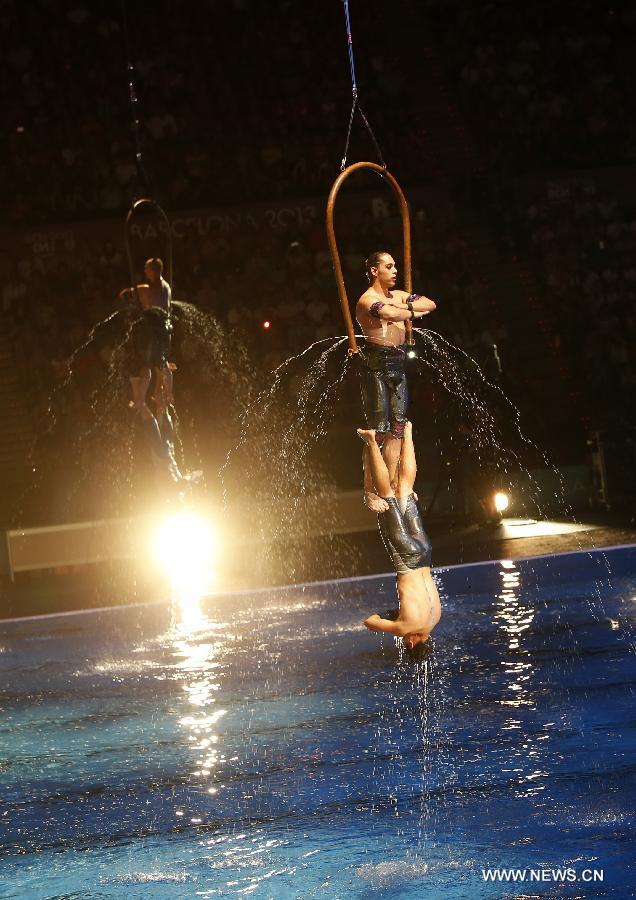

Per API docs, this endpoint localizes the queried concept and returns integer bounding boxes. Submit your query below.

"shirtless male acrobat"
[357,421,441,649]
[356,251,436,511]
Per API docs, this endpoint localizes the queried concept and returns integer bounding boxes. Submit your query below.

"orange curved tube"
[326,162,412,353]
[124,197,173,290]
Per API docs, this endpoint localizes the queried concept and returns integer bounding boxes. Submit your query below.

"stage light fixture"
[153,512,217,602]
[494,491,510,513]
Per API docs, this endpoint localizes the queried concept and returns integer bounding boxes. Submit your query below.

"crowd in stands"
[518,178,636,425]
[1,0,429,225]
[2,0,634,221]
[426,0,636,172]
[4,0,633,227]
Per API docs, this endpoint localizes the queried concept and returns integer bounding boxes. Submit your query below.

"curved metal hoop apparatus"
[326,162,412,353]
[124,198,173,291]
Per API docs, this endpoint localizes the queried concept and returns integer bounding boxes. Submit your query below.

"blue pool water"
[1,547,635,898]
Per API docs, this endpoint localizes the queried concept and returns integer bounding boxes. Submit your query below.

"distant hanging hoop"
[124,198,173,292]
[326,162,413,354]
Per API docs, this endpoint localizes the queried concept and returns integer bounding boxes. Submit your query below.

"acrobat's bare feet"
[357,428,376,446]
[364,491,389,513]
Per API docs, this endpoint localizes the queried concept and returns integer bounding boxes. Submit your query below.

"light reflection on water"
[490,560,560,800]
[163,599,232,807]
[493,560,535,689]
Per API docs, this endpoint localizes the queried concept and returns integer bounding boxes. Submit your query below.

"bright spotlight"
[494,491,510,513]
[407,350,417,359]
[262,320,271,330]
[153,513,217,601]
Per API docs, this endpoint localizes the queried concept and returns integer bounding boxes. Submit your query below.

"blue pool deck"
[1,545,635,898]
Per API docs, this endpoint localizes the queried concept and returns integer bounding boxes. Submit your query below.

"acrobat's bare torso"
[356,287,410,347]
[135,277,171,311]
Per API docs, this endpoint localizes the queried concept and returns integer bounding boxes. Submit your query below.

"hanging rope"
[121,0,151,195]
[120,1,173,293]
[340,0,386,171]
[342,0,357,96]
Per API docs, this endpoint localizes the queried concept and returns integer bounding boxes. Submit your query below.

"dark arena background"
[0,1,635,897]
